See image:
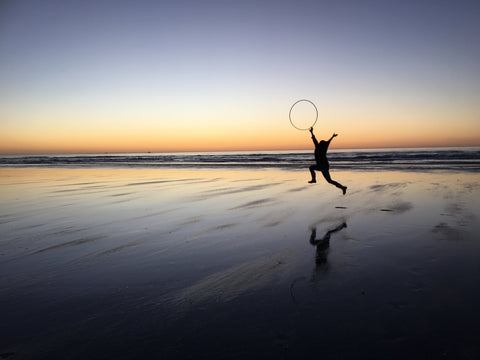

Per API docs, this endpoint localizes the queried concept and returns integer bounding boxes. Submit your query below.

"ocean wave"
[1,148,479,172]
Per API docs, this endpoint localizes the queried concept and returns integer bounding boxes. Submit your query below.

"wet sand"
[1,167,479,359]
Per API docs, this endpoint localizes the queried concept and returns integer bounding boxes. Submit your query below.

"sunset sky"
[1,0,479,153]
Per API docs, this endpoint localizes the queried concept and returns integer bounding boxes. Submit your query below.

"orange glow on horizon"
[1,129,479,154]
[1,104,479,154]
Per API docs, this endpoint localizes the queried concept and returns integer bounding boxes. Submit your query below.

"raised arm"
[309,127,319,146]
[326,133,338,147]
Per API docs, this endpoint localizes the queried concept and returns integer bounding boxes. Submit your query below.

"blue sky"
[1,0,479,152]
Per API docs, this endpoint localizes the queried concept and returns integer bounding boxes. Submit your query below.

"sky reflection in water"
[1,167,479,359]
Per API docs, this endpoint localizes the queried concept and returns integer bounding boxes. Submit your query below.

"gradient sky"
[1,0,479,153]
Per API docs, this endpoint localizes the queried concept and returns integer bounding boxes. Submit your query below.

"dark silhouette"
[291,222,348,302]
[309,222,347,268]
[308,127,347,195]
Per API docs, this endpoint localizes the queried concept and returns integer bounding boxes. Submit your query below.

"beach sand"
[1,167,479,359]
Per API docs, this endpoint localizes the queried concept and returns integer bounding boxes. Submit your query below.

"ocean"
[1,147,479,171]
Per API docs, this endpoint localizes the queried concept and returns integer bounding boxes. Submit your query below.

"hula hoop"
[289,99,318,131]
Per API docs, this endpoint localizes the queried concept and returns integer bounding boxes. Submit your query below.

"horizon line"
[1,144,479,156]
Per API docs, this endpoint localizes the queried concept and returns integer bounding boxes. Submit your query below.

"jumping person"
[308,127,347,195]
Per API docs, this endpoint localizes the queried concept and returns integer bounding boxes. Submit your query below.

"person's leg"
[321,168,347,194]
[309,165,317,183]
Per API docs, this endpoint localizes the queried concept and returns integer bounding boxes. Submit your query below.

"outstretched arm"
[309,127,318,146]
[326,133,338,147]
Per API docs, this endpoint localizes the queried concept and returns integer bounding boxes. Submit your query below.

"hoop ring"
[289,99,318,131]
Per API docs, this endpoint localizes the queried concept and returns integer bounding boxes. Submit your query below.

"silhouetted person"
[308,127,347,195]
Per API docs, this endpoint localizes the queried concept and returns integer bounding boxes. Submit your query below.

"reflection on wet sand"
[309,222,347,271]
[1,168,479,359]
[165,250,296,322]
[290,221,349,305]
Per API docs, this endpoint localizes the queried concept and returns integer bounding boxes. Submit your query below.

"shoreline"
[1,147,479,173]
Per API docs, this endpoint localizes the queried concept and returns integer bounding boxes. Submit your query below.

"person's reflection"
[309,222,347,271]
